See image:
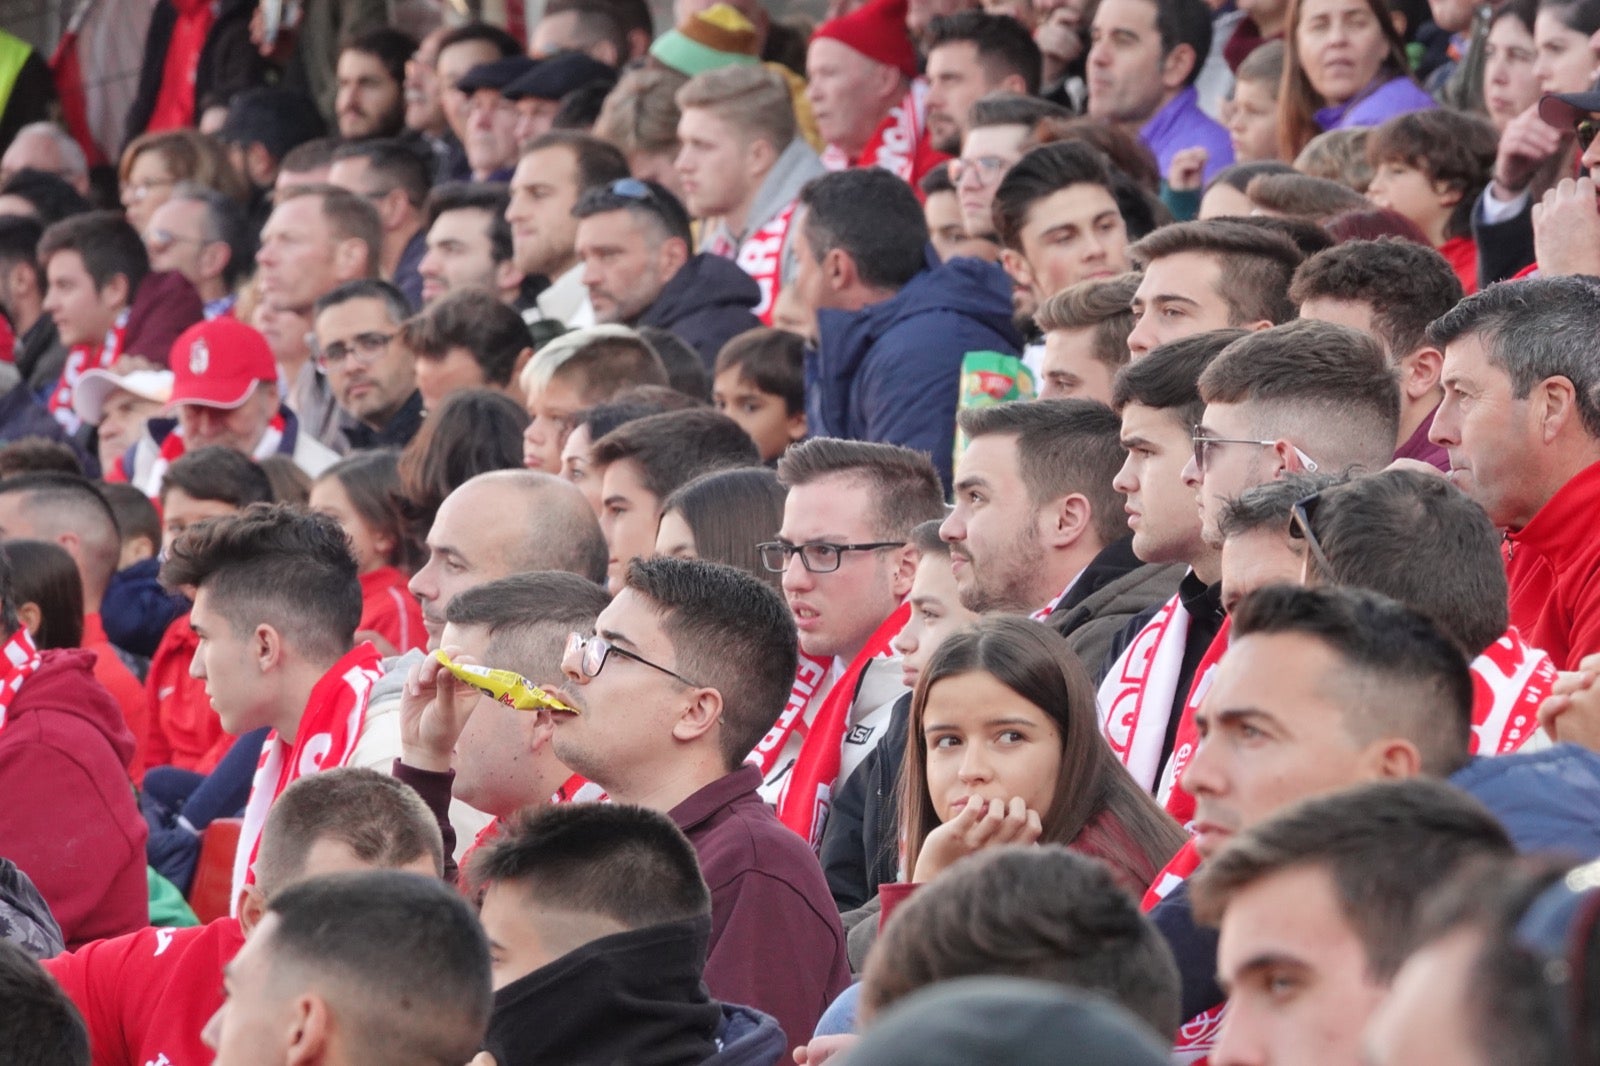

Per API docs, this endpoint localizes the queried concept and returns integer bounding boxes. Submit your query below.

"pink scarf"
[1097,593,1190,791]
[0,628,41,732]
[1470,627,1556,755]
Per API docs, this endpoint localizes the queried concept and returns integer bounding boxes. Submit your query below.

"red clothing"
[358,566,426,654]
[143,612,232,776]
[44,917,243,1066]
[145,0,216,131]
[1439,235,1479,295]
[0,647,147,947]
[84,612,149,781]
[1505,460,1600,670]
[670,764,851,1048]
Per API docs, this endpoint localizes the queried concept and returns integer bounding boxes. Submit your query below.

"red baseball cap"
[167,318,279,410]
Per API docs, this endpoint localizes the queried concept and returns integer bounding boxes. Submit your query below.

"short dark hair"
[37,210,149,297]
[1289,239,1464,360]
[1367,109,1497,242]
[437,22,522,61]
[167,182,255,287]
[991,141,1117,250]
[777,438,946,540]
[1245,172,1368,221]
[160,504,362,663]
[341,27,417,87]
[862,846,1181,1039]
[572,178,693,248]
[1427,276,1600,439]
[396,391,529,538]
[444,570,610,675]
[798,169,928,292]
[1112,328,1246,427]
[541,0,629,61]
[99,482,161,550]
[5,541,82,650]
[265,871,491,1066]
[400,290,532,387]
[1190,778,1513,981]
[1301,470,1508,656]
[472,803,710,928]
[958,400,1128,544]
[1197,320,1401,474]
[0,938,88,1066]
[714,328,805,416]
[1216,472,1340,541]
[254,767,444,894]
[637,326,708,400]
[520,130,632,191]
[927,12,1043,95]
[1229,584,1475,776]
[0,439,83,478]
[1205,159,1295,195]
[910,518,949,556]
[313,277,412,323]
[275,184,383,278]
[969,92,1072,132]
[1153,0,1214,86]
[424,182,513,263]
[1033,273,1139,378]
[1129,219,1303,326]
[590,408,760,502]
[158,445,274,508]
[660,467,789,590]
[0,472,121,593]
[278,136,341,175]
[625,556,798,769]
[331,137,432,209]
[0,216,43,288]
[0,170,90,226]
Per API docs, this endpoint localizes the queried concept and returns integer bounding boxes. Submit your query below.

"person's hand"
[793,1034,859,1064]
[1492,104,1566,199]
[1534,176,1600,277]
[398,649,482,773]
[465,1053,497,1066]
[249,0,300,61]
[1168,147,1209,193]
[1538,654,1600,749]
[1035,5,1084,73]
[911,796,1042,883]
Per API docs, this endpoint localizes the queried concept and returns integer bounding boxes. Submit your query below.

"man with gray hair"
[0,122,89,197]
[1426,275,1600,671]
[142,183,253,319]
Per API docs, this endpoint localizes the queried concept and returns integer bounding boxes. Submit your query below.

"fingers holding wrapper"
[433,650,576,714]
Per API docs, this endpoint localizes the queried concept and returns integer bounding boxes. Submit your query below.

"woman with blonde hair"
[118,129,247,232]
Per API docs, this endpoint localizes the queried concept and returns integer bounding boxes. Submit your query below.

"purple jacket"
[1141,86,1234,184]
[1315,74,1436,131]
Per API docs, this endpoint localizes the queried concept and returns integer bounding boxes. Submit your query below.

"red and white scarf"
[821,80,931,184]
[48,311,129,432]
[1470,626,1556,755]
[751,649,833,779]
[0,628,41,732]
[139,412,286,498]
[554,771,607,804]
[1140,837,1202,913]
[706,202,798,327]
[230,643,385,911]
[1158,618,1230,824]
[760,603,911,848]
[1097,593,1191,791]
[1174,1003,1225,1065]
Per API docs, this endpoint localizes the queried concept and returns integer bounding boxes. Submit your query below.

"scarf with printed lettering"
[231,643,385,911]
[1097,593,1190,791]
[48,311,129,432]
[1471,627,1556,754]
[1156,618,1230,824]
[705,202,798,326]
[0,628,41,732]
[821,81,931,184]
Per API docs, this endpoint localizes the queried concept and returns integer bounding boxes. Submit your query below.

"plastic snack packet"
[434,649,576,714]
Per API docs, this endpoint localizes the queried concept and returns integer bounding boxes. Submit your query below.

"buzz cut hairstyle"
[254,767,445,894]
[956,399,1129,545]
[0,472,121,589]
[470,802,711,929]
[1128,219,1304,327]
[424,182,514,264]
[1288,239,1465,361]
[1189,778,1513,981]
[1110,327,1248,427]
[927,11,1045,96]
[623,555,798,770]
[713,327,805,416]
[1034,272,1140,377]
[330,138,432,208]
[675,64,797,150]
[398,289,532,387]
[525,324,669,400]
[159,503,363,663]
[776,438,946,541]
[990,141,1117,251]
[442,570,611,679]
[589,408,761,502]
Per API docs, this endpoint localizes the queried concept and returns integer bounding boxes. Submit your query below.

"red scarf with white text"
[1157,617,1231,824]
[751,650,833,778]
[48,311,129,432]
[706,202,798,326]
[821,81,935,184]
[0,628,41,732]
[1470,627,1556,755]
[1140,837,1201,913]
[772,603,910,848]
[1098,593,1190,791]
[231,643,385,910]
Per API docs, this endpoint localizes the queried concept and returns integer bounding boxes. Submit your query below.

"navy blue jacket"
[638,254,764,371]
[809,254,1021,490]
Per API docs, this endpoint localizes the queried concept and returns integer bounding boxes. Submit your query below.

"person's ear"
[786,410,808,443]
[746,136,778,181]
[122,534,157,567]
[246,143,276,187]
[1434,178,1465,210]
[659,236,690,279]
[1399,346,1444,402]
[197,240,233,284]
[493,257,526,298]
[999,248,1036,294]
[14,601,40,638]
[237,884,268,935]
[1159,43,1197,90]
[333,236,370,281]
[824,247,857,293]
[284,994,332,1066]
[671,686,724,744]
[255,623,283,673]
[1043,493,1093,550]
[998,72,1027,96]
[1538,375,1581,443]
[1364,737,1423,780]
[5,261,36,302]
[524,705,555,753]
[888,542,918,598]
[101,272,131,311]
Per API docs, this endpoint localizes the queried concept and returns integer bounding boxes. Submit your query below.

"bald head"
[0,474,120,610]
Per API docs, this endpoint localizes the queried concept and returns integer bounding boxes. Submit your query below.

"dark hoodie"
[637,254,764,371]
[810,254,1021,490]
[0,648,148,948]
[486,915,785,1066]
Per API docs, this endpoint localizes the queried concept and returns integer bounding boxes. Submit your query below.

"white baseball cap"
[72,368,175,426]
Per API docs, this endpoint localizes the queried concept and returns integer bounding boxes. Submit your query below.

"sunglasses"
[1191,430,1320,476]
[1287,492,1335,579]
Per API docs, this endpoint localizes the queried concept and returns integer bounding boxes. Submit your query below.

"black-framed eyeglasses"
[314,330,396,371]
[757,540,904,574]
[1192,429,1321,476]
[565,632,701,688]
[1287,492,1335,578]
[1578,119,1600,153]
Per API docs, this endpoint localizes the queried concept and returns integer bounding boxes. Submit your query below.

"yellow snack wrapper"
[434,650,576,714]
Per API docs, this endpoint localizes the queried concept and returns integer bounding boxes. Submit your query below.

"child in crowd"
[97,481,185,662]
[712,328,807,463]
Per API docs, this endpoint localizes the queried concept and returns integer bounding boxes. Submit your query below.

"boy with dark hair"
[400,289,534,412]
[990,142,1131,309]
[518,325,669,473]
[1033,273,1139,403]
[712,327,807,462]
[474,803,786,1065]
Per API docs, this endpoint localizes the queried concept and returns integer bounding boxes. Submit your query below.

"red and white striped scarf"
[751,650,833,780]
[1471,626,1556,755]
[706,202,799,327]
[230,643,385,911]
[1157,618,1231,824]
[821,80,930,184]
[48,311,129,432]
[138,412,286,498]
[0,628,41,732]
[1097,593,1191,791]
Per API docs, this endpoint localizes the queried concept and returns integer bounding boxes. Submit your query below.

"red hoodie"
[0,647,148,947]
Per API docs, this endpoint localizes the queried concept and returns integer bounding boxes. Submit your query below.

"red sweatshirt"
[44,918,243,1066]
[0,648,148,947]
[84,612,149,780]
[1506,460,1600,671]
[143,613,231,776]
[358,566,426,654]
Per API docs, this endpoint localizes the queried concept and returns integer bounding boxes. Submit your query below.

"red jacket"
[44,917,243,1066]
[0,648,147,947]
[143,612,232,776]
[1506,460,1600,670]
[359,566,426,654]
[84,612,149,781]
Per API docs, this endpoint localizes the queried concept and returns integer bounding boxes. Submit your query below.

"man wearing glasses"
[142,185,252,321]
[548,555,852,1047]
[310,280,423,451]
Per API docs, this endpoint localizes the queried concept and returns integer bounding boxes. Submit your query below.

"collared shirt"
[1140,86,1234,184]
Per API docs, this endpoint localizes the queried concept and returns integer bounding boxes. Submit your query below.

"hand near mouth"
[912,795,1044,882]
[398,645,482,773]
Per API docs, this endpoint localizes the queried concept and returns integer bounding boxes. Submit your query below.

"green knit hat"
[649,4,761,77]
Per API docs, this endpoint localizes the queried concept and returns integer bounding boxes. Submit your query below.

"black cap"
[1540,85,1600,129]
[457,56,541,94]
[216,87,327,160]
[503,51,617,101]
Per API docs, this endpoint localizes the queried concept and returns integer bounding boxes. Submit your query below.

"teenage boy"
[991,142,1131,310]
